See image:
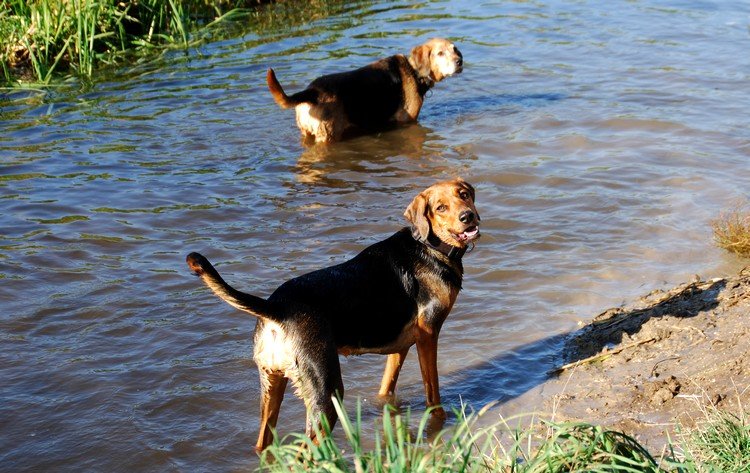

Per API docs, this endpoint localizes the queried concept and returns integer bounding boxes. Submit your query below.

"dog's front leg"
[415,330,446,421]
[378,348,410,398]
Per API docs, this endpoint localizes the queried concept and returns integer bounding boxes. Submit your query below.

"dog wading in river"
[187,178,480,451]
[266,38,463,143]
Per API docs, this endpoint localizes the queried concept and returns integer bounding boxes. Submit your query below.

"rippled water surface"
[2,0,749,470]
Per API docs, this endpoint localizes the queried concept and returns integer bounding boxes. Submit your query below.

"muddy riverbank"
[535,267,750,450]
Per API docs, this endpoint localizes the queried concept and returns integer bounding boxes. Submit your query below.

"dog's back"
[306,56,408,130]
[267,228,461,352]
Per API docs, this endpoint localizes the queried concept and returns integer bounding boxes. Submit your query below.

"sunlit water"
[1,0,749,470]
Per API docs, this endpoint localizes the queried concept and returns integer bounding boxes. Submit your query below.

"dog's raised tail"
[266,68,318,108]
[187,252,278,321]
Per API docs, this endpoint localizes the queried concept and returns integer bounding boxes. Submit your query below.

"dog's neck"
[416,76,434,97]
[407,58,435,96]
[411,226,466,260]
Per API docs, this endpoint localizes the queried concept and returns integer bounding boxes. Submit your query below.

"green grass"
[682,409,750,472]
[258,398,750,472]
[0,0,268,85]
[4,0,165,83]
[0,0,357,86]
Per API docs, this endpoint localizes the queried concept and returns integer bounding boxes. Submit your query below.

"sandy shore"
[496,266,750,452]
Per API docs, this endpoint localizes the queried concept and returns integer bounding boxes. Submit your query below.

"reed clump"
[0,0,258,84]
[259,398,750,472]
[712,203,750,257]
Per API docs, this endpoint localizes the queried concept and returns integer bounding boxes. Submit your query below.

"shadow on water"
[433,92,566,118]
[291,123,442,187]
[436,278,725,414]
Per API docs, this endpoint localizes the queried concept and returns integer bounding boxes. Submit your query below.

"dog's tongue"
[457,226,479,241]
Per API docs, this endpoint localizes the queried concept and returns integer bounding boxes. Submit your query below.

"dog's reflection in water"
[294,124,437,186]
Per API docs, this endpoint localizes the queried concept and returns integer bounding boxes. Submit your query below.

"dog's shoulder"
[364,227,464,289]
[364,55,421,90]
[366,54,410,73]
[266,229,412,303]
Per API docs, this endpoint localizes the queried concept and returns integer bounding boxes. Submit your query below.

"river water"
[1,0,749,470]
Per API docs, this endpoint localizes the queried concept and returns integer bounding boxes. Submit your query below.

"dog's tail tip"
[266,67,291,108]
[186,252,208,276]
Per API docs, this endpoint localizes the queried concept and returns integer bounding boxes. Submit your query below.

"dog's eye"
[459,191,469,200]
[436,204,447,212]
[437,51,445,56]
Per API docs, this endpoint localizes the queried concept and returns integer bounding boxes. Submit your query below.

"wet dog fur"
[266,38,463,143]
[186,178,480,452]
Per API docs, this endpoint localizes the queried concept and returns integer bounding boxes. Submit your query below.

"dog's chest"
[416,267,461,327]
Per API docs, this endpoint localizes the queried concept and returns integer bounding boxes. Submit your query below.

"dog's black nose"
[459,210,475,223]
[456,57,463,67]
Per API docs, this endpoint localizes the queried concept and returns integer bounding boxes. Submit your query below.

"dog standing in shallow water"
[186,178,480,452]
[266,38,463,143]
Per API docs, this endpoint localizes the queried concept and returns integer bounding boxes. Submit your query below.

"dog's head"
[409,38,463,83]
[404,178,480,249]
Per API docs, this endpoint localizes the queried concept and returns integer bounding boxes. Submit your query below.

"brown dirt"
[541,266,750,450]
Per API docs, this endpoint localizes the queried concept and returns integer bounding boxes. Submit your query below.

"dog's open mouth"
[455,225,480,243]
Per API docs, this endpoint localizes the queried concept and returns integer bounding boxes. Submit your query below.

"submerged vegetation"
[259,399,750,472]
[712,202,750,258]
[0,0,349,85]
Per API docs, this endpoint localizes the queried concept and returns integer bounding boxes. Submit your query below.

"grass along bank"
[712,202,750,258]
[259,398,750,472]
[2,0,222,84]
[0,0,349,85]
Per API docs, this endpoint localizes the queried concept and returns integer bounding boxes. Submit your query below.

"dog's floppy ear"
[404,191,430,241]
[409,44,432,79]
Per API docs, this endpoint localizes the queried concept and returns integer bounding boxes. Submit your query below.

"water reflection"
[294,123,436,186]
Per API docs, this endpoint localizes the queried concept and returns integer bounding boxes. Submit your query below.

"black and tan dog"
[186,178,480,452]
[267,38,463,143]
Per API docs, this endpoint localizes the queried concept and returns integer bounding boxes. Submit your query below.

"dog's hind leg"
[255,370,289,452]
[378,348,409,398]
[299,350,344,445]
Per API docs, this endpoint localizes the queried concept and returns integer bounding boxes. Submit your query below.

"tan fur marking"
[396,55,424,122]
[378,349,409,397]
[254,320,296,373]
[295,102,349,143]
[255,371,288,452]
